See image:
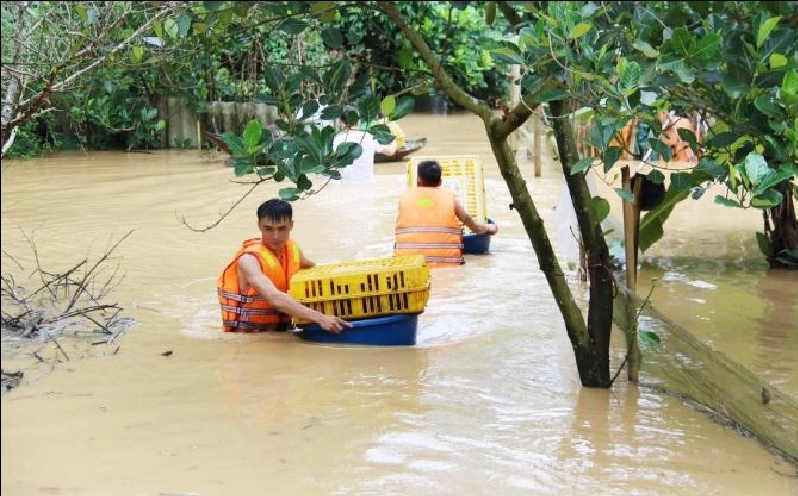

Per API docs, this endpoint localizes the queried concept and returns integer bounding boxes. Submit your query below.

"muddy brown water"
[1,113,796,495]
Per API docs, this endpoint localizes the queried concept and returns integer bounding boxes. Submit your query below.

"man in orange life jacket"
[217,199,351,333]
[395,160,498,267]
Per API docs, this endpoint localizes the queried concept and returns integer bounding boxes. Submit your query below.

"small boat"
[203,130,427,164]
[375,138,428,163]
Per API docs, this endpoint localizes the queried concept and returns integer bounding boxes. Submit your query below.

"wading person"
[217,199,351,333]
[395,160,498,267]
[333,110,398,182]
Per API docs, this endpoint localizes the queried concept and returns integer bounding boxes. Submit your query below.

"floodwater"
[1,113,796,496]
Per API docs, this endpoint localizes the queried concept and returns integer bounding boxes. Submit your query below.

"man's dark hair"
[257,199,293,222]
[417,160,442,186]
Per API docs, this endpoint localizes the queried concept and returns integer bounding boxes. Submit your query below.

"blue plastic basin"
[297,314,418,346]
[463,219,494,255]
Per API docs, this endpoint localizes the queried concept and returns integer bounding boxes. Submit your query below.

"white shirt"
[333,130,381,182]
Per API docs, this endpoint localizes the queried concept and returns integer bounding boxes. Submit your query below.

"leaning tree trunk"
[549,100,616,387]
[765,182,798,269]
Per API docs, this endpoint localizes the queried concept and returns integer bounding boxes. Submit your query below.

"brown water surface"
[2,113,796,496]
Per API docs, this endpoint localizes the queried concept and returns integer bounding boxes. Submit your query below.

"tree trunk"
[766,183,797,269]
[549,100,615,388]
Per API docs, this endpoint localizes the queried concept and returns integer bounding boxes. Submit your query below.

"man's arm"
[454,199,498,235]
[238,254,351,332]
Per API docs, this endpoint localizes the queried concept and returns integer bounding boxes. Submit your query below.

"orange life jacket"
[217,238,302,332]
[395,187,464,267]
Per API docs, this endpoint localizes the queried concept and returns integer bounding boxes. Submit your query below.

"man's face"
[258,216,293,252]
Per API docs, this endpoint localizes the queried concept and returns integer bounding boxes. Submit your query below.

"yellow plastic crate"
[289,255,430,323]
[407,156,488,225]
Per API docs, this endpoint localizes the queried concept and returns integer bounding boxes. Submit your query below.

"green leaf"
[602,146,622,173]
[639,188,690,252]
[537,88,569,102]
[639,331,661,347]
[570,23,591,39]
[490,47,524,65]
[74,5,88,22]
[591,196,610,223]
[396,48,414,69]
[388,96,415,121]
[242,120,262,149]
[633,41,659,58]
[297,174,313,191]
[756,232,771,257]
[714,195,742,207]
[615,187,634,202]
[647,169,665,184]
[570,157,596,175]
[280,18,307,35]
[757,169,796,194]
[620,61,641,93]
[485,1,496,25]
[757,16,781,48]
[743,152,770,186]
[279,187,300,201]
[769,53,788,69]
[751,189,783,208]
[230,156,254,177]
[165,18,179,39]
[130,46,144,64]
[670,173,694,190]
[321,27,342,48]
[783,69,798,96]
[754,95,783,118]
[694,33,721,61]
[177,13,192,38]
[380,95,396,117]
[310,1,335,14]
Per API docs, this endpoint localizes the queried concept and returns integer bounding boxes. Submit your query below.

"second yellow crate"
[289,255,430,323]
[407,155,488,224]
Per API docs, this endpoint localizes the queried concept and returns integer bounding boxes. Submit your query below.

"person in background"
[395,160,498,267]
[333,109,397,182]
[217,199,351,333]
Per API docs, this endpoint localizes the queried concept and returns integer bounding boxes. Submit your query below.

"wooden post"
[621,164,642,382]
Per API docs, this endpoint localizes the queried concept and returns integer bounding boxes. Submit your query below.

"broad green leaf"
[714,195,742,207]
[769,53,788,69]
[754,95,783,118]
[633,41,659,58]
[639,331,661,347]
[490,47,524,65]
[670,173,694,190]
[757,169,797,194]
[639,188,690,252]
[242,120,262,149]
[165,18,179,39]
[131,46,144,64]
[757,16,781,48]
[74,5,88,22]
[591,196,610,223]
[694,33,721,61]
[280,18,307,35]
[279,187,300,201]
[297,174,313,191]
[647,170,665,184]
[310,1,335,14]
[756,232,771,257]
[614,187,634,202]
[620,61,641,93]
[570,157,596,175]
[177,13,192,38]
[743,152,770,186]
[230,156,254,177]
[321,27,342,48]
[602,146,622,173]
[389,96,415,121]
[381,95,396,117]
[751,189,783,208]
[485,1,496,25]
[537,88,569,102]
[570,23,591,39]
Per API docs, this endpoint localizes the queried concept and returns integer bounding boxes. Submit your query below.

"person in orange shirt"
[395,161,498,267]
[217,199,351,333]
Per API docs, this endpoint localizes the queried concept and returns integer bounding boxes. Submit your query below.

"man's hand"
[316,314,352,333]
